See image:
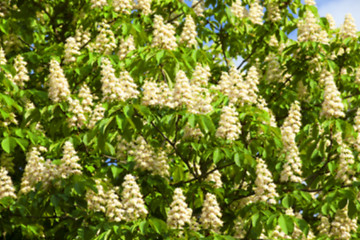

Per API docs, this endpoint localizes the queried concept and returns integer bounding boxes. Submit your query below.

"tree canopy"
[1,0,360,239]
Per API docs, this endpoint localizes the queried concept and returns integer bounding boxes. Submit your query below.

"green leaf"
[234,152,241,166]
[156,50,165,64]
[282,195,290,208]
[198,115,215,134]
[278,214,294,235]
[213,148,221,164]
[111,166,122,179]
[149,218,167,234]
[1,137,16,153]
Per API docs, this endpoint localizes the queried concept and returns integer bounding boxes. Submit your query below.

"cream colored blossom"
[326,14,336,30]
[249,0,264,25]
[91,0,107,9]
[118,35,136,60]
[142,80,175,108]
[86,179,107,213]
[152,15,177,50]
[64,37,80,64]
[257,96,277,127]
[336,143,356,184]
[0,167,16,199]
[13,55,29,88]
[340,13,357,39]
[254,158,278,204]
[200,193,223,231]
[206,170,222,188]
[78,83,93,113]
[67,97,87,128]
[330,205,357,240]
[105,188,124,222]
[304,0,316,5]
[230,0,246,19]
[216,104,241,141]
[0,47,6,65]
[48,59,71,103]
[112,0,132,13]
[245,66,260,103]
[214,67,249,105]
[58,141,82,178]
[167,188,192,229]
[136,0,152,15]
[88,104,105,129]
[100,58,139,102]
[121,174,148,221]
[267,3,281,22]
[192,0,205,17]
[173,70,193,108]
[282,101,301,135]
[318,215,331,236]
[180,15,197,47]
[88,22,116,55]
[298,10,329,44]
[320,71,345,118]
[191,63,211,86]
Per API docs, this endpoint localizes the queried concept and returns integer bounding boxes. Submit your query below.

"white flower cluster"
[0,47,6,65]
[100,58,139,102]
[13,55,29,88]
[75,26,91,47]
[192,0,205,17]
[200,193,223,232]
[117,136,169,177]
[245,66,260,104]
[20,146,53,194]
[173,70,193,108]
[206,170,222,188]
[136,0,152,15]
[214,67,250,106]
[216,104,241,141]
[64,37,80,64]
[121,174,148,221]
[105,187,125,222]
[86,179,107,213]
[230,0,246,19]
[88,104,106,129]
[339,13,357,39]
[152,15,177,50]
[257,96,277,127]
[167,188,192,229]
[0,167,16,199]
[326,14,336,30]
[78,83,94,114]
[297,10,329,44]
[58,141,82,178]
[317,215,331,236]
[183,123,204,139]
[304,0,316,5]
[320,71,345,118]
[142,80,175,108]
[249,0,264,25]
[282,100,301,135]
[191,63,211,86]
[67,97,87,128]
[112,0,132,13]
[267,2,281,22]
[90,0,107,9]
[180,15,197,47]
[336,144,355,184]
[280,101,303,183]
[284,208,316,239]
[253,158,278,204]
[88,22,116,55]
[330,205,357,240]
[86,180,125,222]
[264,53,283,82]
[234,217,247,238]
[118,35,136,60]
[48,59,71,103]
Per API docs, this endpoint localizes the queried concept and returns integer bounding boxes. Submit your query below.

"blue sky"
[312,0,360,27]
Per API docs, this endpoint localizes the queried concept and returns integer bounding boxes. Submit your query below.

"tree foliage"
[1,0,360,239]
